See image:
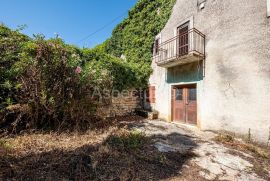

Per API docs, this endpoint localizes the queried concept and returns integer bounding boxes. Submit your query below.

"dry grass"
[3,130,111,155]
[214,133,270,160]
[0,139,12,156]
[213,133,270,179]
[0,116,196,180]
[213,133,235,143]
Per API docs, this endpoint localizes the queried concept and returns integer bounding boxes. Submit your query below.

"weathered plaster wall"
[267,0,270,17]
[149,0,270,144]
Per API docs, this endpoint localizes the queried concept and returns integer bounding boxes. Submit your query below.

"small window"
[154,38,160,55]
[175,88,183,101]
[189,88,197,101]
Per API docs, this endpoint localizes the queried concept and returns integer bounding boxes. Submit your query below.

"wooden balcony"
[153,28,205,68]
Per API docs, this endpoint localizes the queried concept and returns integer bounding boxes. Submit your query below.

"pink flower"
[75,66,82,74]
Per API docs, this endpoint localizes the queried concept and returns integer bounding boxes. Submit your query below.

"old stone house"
[146,0,270,144]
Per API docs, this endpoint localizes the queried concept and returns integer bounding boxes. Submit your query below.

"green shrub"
[0,139,12,155]
[107,129,146,150]
[0,25,152,131]
[0,24,30,107]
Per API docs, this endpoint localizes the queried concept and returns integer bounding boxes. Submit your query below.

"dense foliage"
[0,25,29,106]
[106,0,176,65]
[0,0,176,131]
[0,25,146,130]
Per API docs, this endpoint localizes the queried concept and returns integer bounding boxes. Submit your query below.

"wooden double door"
[172,84,197,125]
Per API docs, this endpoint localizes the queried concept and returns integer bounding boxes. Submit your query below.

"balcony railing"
[154,28,205,67]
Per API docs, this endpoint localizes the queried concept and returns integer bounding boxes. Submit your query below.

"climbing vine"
[106,0,176,66]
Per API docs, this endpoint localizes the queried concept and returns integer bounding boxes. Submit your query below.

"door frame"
[177,22,189,56]
[170,83,198,126]
[173,16,194,56]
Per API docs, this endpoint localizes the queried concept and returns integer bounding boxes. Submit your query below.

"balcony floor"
[156,51,205,68]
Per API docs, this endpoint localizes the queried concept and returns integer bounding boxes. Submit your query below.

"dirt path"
[129,119,270,181]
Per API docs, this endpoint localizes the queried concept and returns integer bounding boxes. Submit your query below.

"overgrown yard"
[0,116,269,181]
[0,116,195,180]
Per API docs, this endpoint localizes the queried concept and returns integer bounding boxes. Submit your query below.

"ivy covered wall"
[105,0,176,74]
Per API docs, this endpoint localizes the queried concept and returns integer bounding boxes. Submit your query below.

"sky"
[0,0,137,48]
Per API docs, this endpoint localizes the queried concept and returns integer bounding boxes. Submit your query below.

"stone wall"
[96,90,141,118]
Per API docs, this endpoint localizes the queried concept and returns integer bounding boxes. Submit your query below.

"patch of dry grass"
[3,129,112,155]
[213,132,270,179]
[0,116,196,180]
[214,133,270,160]
[213,133,235,143]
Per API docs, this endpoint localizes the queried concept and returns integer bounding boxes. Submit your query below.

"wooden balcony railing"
[153,28,205,66]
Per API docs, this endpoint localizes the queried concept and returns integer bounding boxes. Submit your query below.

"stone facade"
[97,91,141,118]
[149,0,270,144]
